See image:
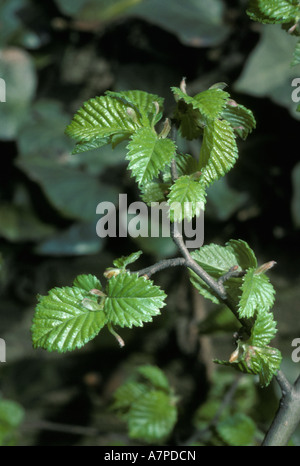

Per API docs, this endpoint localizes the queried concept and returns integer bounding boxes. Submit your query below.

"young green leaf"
[168,176,204,217]
[249,311,278,347]
[104,272,166,328]
[140,182,170,204]
[189,243,242,305]
[65,95,140,144]
[172,86,229,121]
[126,127,176,186]
[221,103,256,140]
[167,175,206,222]
[106,90,164,127]
[226,239,257,270]
[128,390,177,443]
[173,100,204,140]
[31,286,107,352]
[214,340,282,387]
[238,268,275,318]
[73,274,102,292]
[112,250,143,270]
[199,118,238,186]
[71,136,111,154]
[189,240,258,305]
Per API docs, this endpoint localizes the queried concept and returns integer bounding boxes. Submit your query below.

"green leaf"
[105,90,164,127]
[65,94,140,144]
[140,182,170,204]
[189,240,257,305]
[113,250,143,269]
[167,175,206,222]
[216,413,256,446]
[226,239,257,270]
[199,118,238,186]
[73,274,102,292]
[71,136,111,155]
[31,286,107,352]
[174,153,199,177]
[173,100,204,140]
[126,127,176,186]
[238,268,275,318]
[172,87,229,121]
[136,365,170,392]
[190,243,242,304]
[247,0,300,24]
[221,102,256,140]
[214,341,282,387]
[249,311,278,346]
[104,272,166,328]
[128,390,177,443]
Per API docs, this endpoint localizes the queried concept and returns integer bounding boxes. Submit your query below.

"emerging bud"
[180,77,187,94]
[126,107,138,124]
[227,99,238,107]
[255,261,277,275]
[159,118,171,138]
[104,268,121,279]
[89,289,106,297]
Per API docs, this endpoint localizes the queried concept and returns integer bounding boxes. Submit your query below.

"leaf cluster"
[66,85,255,225]
[31,251,166,352]
[189,240,281,386]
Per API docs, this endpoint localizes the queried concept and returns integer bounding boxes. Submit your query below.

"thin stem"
[136,257,186,278]
[171,223,228,300]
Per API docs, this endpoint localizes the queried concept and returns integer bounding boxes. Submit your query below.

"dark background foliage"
[0,0,299,446]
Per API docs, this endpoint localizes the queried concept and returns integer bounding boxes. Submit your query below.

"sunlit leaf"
[104,272,166,328]
[238,268,275,318]
[167,175,206,222]
[199,118,238,186]
[126,127,176,186]
[32,286,107,352]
